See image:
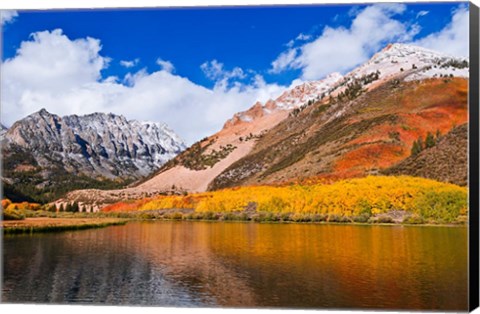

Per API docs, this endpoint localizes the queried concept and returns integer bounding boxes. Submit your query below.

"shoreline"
[110,208,467,227]
[1,214,466,235]
[1,217,128,235]
[139,217,467,228]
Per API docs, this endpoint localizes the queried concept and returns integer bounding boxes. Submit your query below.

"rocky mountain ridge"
[2,109,185,202]
[3,109,186,179]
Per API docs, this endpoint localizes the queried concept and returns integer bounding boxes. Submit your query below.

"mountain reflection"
[2,222,468,310]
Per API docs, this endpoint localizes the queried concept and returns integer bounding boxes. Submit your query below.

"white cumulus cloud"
[414,6,469,57]
[156,58,175,73]
[201,60,246,81]
[270,48,299,74]
[296,33,312,41]
[416,10,429,18]
[200,59,252,91]
[271,4,468,80]
[1,29,286,144]
[120,58,139,68]
[270,3,420,80]
[1,10,18,26]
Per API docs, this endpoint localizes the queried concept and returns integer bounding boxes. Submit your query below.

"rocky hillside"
[62,43,469,207]
[1,109,185,202]
[210,77,467,189]
[382,123,467,186]
[209,44,469,189]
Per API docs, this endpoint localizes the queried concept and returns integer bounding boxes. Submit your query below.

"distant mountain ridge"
[1,109,185,202]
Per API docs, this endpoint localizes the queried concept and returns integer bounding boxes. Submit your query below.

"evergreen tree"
[411,140,421,156]
[425,132,435,148]
[59,203,65,212]
[65,203,73,212]
[411,136,426,156]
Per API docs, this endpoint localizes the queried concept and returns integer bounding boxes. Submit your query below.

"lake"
[1,221,468,310]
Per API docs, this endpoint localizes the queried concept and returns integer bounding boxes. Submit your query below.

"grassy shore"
[1,217,128,235]
[1,202,467,235]
[93,207,466,226]
[128,209,468,226]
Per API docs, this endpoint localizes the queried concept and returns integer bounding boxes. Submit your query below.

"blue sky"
[0,2,470,143]
[2,3,466,86]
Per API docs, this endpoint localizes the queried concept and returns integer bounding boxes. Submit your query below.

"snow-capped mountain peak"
[3,109,186,179]
[344,43,468,83]
[223,43,468,130]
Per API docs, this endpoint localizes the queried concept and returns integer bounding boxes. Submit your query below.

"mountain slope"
[2,109,185,202]
[209,43,469,188]
[64,71,345,204]
[63,43,469,207]
[382,123,467,186]
[210,77,467,189]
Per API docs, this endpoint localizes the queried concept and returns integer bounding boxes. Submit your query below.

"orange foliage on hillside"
[102,199,152,212]
[335,143,404,176]
[333,78,467,178]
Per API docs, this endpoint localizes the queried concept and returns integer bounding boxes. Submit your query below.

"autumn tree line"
[102,176,467,224]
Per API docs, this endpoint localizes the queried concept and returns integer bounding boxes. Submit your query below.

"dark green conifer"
[425,132,435,148]
[411,140,421,156]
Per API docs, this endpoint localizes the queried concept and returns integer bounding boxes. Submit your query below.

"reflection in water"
[2,222,468,310]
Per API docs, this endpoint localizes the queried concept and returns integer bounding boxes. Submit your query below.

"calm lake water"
[2,221,468,310]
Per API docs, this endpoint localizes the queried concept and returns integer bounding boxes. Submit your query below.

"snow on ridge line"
[346,43,469,82]
[224,72,344,127]
[224,44,469,129]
